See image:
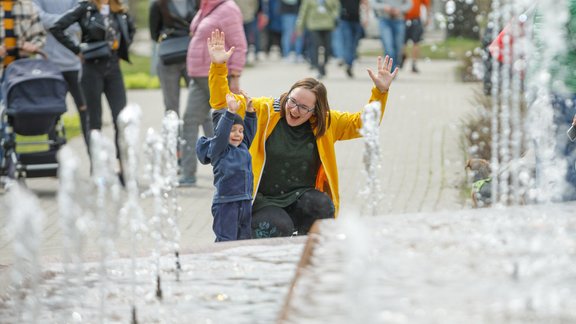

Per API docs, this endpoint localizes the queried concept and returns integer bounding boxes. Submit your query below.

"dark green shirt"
[253,118,320,212]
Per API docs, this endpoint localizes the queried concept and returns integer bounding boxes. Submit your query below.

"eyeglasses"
[287,96,314,114]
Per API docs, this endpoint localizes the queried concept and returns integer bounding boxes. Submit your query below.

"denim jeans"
[212,200,252,242]
[377,17,406,70]
[552,93,576,200]
[339,20,363,67]
[157,60,189,116]
[281,13,303,58]
[81,55,127,157]
[244,19,261,55]
[181,77,214,179]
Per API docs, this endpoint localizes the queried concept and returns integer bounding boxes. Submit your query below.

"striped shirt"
[2,0,18,67]
[0,0,46,75]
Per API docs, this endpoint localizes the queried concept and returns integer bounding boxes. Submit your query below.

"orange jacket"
[208,63,390,216]
[405,0,430,20]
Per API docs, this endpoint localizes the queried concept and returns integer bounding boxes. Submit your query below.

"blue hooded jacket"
[196,110,256,204]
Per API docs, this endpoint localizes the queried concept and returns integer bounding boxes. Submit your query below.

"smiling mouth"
[289,111,300,119]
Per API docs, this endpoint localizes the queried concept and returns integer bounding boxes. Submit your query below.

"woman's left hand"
[367,55,399,93]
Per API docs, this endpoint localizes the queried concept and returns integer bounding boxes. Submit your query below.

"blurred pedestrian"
[264,0,283,57]
[401,0,431,73]
[33,0,90,151]
[296,0,340,78]
[235,0,264,63]
[51,0,136,182]
[179,0,247,187]
[280,0,304,62]
[369,0,411,70]
[0,0,46,81]
[149,0,198,116]
[336,0,365,78]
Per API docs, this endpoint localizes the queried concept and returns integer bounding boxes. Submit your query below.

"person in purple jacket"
[179,0,247,187]
[196,93,256,241]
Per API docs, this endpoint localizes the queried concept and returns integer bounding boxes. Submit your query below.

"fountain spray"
[57,146,89,319]
[90,130,122,323]
[5,183,45,322]
[118,104,146,324]
[161,111,182,281]
[359,101,383,216]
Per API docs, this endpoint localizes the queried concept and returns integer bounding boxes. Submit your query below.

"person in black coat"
[50,0,135,178]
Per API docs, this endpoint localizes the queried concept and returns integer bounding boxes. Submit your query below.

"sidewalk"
[0,52,477,266]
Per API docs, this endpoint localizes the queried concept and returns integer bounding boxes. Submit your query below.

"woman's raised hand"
[207,29,234,64]
[367,55,399,93]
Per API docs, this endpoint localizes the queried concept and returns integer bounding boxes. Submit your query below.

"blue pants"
[281,13,303,58]
[212,200,252,242]
[339,20,363,67]
[377,17,406,70]
[552,93,576,200]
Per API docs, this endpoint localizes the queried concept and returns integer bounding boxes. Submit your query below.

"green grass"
[420,37,482,60]
[361,36,482,60]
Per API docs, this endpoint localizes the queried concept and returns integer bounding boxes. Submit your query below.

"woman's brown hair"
[279,78,332,138]
[93,0,128,13]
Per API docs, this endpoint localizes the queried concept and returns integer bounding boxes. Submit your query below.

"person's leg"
[289,189,335,235]
[238,200,252,240]
[320,30,332,73]
[552,94,576,200]
[252,205,295,238]
[331,20,343,64]
[157,60,185,115]
[80,62,104,133]
[340,20,355,77]
[378,17,396,66]
[180,77,212,184]
[410,19,424,72]
[309,31,322,76]
[391,19,407,71]
[102,58,127,160]
[401,20,413,69]
[281,14,296,58]
[61,70,89,149]
[212,202,240,242]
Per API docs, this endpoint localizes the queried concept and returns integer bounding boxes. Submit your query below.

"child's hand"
[240,90,254,112]
[226,93,240,114]
[207,29,234,64]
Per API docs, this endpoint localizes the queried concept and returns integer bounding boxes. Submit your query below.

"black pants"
[61,70,89,149]
[81,55,127,157]
[251,189,335,238]
[309,30,332,76]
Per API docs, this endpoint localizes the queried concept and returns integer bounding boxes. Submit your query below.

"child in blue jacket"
[196,93,257,241]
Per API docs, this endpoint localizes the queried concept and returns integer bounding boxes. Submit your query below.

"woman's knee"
[251,206,295,238]
[297,190,335,219]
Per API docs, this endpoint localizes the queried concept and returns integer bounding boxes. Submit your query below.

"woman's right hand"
[207,29,234,64]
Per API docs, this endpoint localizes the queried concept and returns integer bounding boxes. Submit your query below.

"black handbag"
[158,36,190,65]
[80,41,112,60]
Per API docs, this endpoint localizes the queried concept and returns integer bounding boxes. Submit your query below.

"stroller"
[0,55,68,185]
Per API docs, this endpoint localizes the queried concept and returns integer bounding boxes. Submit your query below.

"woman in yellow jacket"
[207,30,398,238]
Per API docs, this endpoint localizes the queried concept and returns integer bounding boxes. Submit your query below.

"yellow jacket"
[209,63,389,215]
